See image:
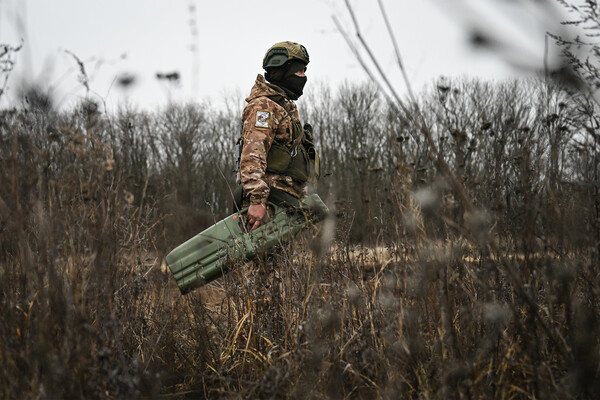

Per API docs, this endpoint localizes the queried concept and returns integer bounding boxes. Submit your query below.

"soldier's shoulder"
[243,95,286,116]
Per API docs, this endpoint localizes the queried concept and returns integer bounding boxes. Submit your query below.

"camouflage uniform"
[239,44,313,339]
[239,74,306,205]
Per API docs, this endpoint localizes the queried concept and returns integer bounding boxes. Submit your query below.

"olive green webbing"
[267,95,304,150]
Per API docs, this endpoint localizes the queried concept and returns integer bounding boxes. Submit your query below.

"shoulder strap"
[269,187,301,208]
[267,95,290,119]
[267,94,286,108]
[267,95,304,150]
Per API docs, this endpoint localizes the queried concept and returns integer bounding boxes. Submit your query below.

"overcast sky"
[0,0,568,111]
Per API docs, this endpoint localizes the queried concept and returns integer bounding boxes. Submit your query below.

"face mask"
[283,75,307,99]
[265,60,308,99]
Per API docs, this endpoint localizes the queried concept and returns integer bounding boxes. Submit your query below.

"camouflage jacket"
[239,74,306,205]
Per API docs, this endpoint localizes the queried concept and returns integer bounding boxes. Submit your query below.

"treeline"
[7,77,598,249]
[7,76,594,250]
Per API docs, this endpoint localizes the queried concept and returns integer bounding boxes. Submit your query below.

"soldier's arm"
[239,99,278,205]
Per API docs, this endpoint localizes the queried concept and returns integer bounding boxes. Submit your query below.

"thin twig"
[332,15,404,117]
[377,0,417,103]
[344,0,407,111]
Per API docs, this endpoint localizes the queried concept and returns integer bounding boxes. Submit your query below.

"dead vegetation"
[0,70,599,399]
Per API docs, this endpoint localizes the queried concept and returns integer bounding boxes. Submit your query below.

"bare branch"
[376,0,416,103]
[343,0,405,111]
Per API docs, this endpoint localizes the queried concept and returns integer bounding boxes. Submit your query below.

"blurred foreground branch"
[0,42,23,101]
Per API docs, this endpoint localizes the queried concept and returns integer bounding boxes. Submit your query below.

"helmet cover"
[263,41,309,69]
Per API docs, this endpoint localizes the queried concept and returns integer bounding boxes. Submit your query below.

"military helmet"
[262,41,310,69]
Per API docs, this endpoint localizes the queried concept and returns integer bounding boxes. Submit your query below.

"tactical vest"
[267,95,319,184]
[239,94,320,184]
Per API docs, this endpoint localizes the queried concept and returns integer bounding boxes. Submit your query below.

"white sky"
[0,0,568,111]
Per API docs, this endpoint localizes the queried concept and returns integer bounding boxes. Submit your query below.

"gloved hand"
[303,123,314,142]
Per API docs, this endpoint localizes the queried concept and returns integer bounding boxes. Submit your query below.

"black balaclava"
[265,60,307,100]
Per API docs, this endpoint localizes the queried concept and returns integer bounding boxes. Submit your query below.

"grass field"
[1,75,599,398]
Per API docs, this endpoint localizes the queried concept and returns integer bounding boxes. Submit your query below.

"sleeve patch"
[255,111,270,128]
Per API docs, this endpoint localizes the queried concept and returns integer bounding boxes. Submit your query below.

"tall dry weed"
[0,74,598,398]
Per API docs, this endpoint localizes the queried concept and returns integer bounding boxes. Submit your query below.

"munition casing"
[165,193,328,294]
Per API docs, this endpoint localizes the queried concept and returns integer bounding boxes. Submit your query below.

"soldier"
[237,41,320,231]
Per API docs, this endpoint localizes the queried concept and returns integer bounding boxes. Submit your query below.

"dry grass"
[1,76,599,398]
